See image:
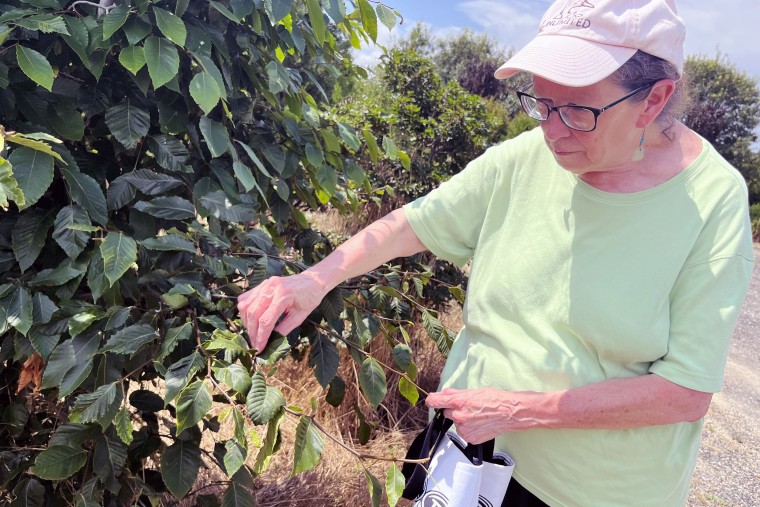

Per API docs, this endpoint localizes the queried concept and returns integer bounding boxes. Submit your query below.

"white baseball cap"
[494,0,686,86]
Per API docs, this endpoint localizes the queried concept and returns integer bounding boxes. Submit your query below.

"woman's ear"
[636,80,676,128]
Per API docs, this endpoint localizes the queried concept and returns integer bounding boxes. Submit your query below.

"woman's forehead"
[532,75,621,103]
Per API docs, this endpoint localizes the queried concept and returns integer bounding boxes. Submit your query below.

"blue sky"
[354,0,760,80]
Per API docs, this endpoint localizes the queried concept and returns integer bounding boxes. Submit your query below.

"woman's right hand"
[237,271,328,353]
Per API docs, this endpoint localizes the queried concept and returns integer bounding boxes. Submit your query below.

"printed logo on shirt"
[416,491,494,507]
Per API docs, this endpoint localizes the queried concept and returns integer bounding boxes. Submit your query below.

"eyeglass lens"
[519,95,596,132]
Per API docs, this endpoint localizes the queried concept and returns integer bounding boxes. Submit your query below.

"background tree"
[682,54,760,201]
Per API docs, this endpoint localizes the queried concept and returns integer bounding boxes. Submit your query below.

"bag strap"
[401,410,452,499]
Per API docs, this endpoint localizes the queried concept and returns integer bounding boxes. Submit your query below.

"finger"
[274,310,308,337]
[255,297,290,350]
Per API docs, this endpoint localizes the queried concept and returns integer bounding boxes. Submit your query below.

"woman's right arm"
[237,208,427,351]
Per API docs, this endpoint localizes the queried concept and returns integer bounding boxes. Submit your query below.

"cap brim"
[494,35,637,87]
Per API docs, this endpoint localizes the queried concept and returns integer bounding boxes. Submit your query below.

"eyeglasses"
[516,82,656,132]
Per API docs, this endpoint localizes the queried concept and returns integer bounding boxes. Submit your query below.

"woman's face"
[532,76,646,177]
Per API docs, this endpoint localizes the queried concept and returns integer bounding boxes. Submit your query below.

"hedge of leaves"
[0,1,454,505]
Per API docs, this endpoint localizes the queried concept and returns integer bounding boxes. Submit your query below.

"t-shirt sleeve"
[402,147,504,267]
[650,177,755,393]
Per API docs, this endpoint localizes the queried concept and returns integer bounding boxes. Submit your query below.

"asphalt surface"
[688,245,760,507]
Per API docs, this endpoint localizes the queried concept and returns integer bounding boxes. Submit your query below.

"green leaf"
[16,45,54,91]
[305,143,324,168]
[357,0,378,43]
[0,158,24,210]
[209,1,240,22]
[199,116,229,158]
[141,234,196,253]
[160,440,200,498]
[30,445,87,480]
[189,72,222,115]
[6,133,64,161]
[215,363,252,396]
[103,5,130,40]
[362,129,380,164]
[14,14,69,35]
[125,168,184,194]
[59,164,108,226]
[365,470,383,507]
[100,232,138,287]
[175,380,212,436]
[316,165,337,197]
[87,247,108,303]
[114,406,134,445]
[382,135,398,160]
[337,122,361,151]
[164,351,204,405]
[265,60,289,94]
[105,100,150,149]
[156,322,192,362]
[222,439,246,477]
[264,0,293,23]
[398,376,419,406]
[309,334,339,388]
[221,482,254,507]
[324,0,346,22]
[101,324,157,356]
[94,433,128,480]
[153,7,186,47]
[232,160,256,192]
[386,464,404,507]
[134,196,196,219]
[293,416,323,475]
[253,409,283,475]
[68,310,103,337]
[53,205,91,259]
[12,208,54,272]
[29,264,84,287]
[376,4,397,31]
[325,375,345,407]
[32,292,58,325]
[146,136,190,172]
[7,286,33,336]
[246,372,285,425]
[118,45,146,75]
[144,36,180,89]
[391,343,413,372]
[423,310,453,356]
[9,146,54,209]
[306,0,326,44]
[70,382,123,429]
[359,357,386,409]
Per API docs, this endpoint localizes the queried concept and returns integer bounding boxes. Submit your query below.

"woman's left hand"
[425,387,533,444]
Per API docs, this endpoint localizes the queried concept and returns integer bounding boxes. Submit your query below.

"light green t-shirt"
[403,127,755,507]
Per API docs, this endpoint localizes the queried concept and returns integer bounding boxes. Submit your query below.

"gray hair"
[610,50,687,140]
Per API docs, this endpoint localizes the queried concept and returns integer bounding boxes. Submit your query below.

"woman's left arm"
[425,373,712,444]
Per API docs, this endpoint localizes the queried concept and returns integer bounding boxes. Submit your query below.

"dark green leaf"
[365,470,383,507]
[160,440,200,498]
[16,45,54,91]
[124,167,184,193]
[122,15,152,45]
[309,334,339,388]
[60,163,108,225]
[164,351,204,405]
[100,232,138,287]
[53,205,91,259]
[325,375,345,407]
[9,146,54,209]
[94,433,128,480]
[175,380,212,436]
[265,60,289,94]
[103,5,131,40]
[199,116,229,158]
[156,322,192,362]
[30,446,87,480]
[246,372,285,425]
[199,190,256,223]
[101,324,157,356]
[232,160,256,192]
[32,293,58,325]
[134,196,196,219]
[306,0,326,44]
[222,439,246,478]
[106,175,136,210]
[323,0,346,22]
[87,247,109,302]
[337,122,361,151]
[152,7,186,47]
[29,263,85,287]
[7,286,33,336]
[221,482,254,507]
[105,100,150,149]
[293,416,323,474]
[144,36,179,89]
[70,382,123,429]
[359,357,386,409]
[58,334,100,397]
[12,208,53,272]
[357,0,378,42]
[11,478,45,507]
[141,234,196,253]
[253,408,283,475]
[264,0,293,23]
[391,344,413,372]
[215,363,251,396]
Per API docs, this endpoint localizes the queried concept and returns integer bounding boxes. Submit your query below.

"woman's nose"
[542,111,572,142]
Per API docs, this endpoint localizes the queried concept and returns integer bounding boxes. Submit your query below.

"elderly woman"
[238,0,755,505]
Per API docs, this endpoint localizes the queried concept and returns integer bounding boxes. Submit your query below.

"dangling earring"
[632,130,645,161]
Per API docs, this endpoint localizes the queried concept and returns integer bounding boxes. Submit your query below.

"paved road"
[688,245,760,507]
